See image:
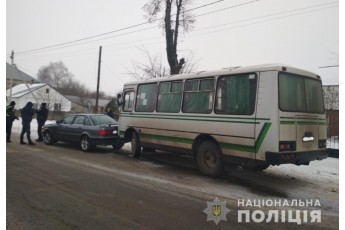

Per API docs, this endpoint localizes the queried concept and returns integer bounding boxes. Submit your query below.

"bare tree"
[323,86,339,111]
[143,0,195,75]
[127,47,198,80]
[127,47,167,80]
[37,61,74,89]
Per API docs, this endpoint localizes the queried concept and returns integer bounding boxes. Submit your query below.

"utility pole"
[95,46,102,113]
[9,50,14,101]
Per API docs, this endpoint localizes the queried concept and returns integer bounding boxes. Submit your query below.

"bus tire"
[131,131,141,157]
[196,141,223,177]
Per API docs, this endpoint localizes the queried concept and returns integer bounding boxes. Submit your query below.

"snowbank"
[11,118,56,139]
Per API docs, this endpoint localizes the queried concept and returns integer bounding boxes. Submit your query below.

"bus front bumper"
[265,149,328,166]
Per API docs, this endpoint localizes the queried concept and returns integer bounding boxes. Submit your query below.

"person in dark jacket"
[20,102,36,145]
[106,108,114,118]
[35,103,49,142]
[6,101,19,142]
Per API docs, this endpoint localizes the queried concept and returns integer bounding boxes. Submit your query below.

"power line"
[12,2,337,61]
[319,65,339,68]
[13,0,232,55]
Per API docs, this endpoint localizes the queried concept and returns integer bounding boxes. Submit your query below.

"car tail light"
[97,130,111,136]
[318,140,326,149]
[279,141,296,152]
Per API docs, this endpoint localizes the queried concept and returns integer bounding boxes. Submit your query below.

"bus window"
[183,78,214,114]
[123,91,135,112]
[279,73,324,113]
[215,74,257,115]
[135,83,158,112]
[157,81,183,113]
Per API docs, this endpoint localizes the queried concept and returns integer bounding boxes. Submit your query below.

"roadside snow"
[11,118,56,139]
[327,136,339,149]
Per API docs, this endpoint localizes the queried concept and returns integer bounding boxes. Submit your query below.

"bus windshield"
[279,73,324,114]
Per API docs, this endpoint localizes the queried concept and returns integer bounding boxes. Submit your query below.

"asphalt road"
[6,134,339,229]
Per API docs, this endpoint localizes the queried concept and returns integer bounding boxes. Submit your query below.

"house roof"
[6,63,38,82]
[65,95,110,107]
[6,83,48,98]
[65,95,83,104]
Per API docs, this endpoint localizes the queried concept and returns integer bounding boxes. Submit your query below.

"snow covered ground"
[11,118,56,139]
[327,136,339,149]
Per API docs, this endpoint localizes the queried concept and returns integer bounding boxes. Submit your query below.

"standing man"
[36,103,48,142]
[6,101,19,143]
[20,101,36,145]
[106,108,114,119]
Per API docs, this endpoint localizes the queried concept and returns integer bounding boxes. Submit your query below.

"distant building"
[6,63,39,89]
[64,95,88,113]
[6,83,73,112]
[83,98,111,113]
[323,85,339,137]
[65,95,111,113]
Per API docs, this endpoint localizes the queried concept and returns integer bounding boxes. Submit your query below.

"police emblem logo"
[212,205,221,216]
[203,197,230,225]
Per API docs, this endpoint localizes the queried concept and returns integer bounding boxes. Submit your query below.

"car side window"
[73,115,85,125]
[61,115,76,124]
[84,117,91,126]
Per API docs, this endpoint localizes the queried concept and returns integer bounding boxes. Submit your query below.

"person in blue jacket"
[20,102,36,145]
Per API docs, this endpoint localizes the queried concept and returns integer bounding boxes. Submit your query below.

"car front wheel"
[43,131,55,145]
[80,135,94,152]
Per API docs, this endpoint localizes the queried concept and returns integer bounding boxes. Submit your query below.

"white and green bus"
[116,64,328,177]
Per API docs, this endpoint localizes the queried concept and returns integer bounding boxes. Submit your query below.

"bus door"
[119,90,135,136]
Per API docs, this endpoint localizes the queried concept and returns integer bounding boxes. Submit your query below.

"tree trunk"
[165,0,185,75]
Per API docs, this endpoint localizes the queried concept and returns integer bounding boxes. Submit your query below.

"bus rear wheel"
[196,141,223,177]
[131,131,141,158]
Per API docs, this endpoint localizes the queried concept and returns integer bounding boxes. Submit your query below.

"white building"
[6,83,72,111]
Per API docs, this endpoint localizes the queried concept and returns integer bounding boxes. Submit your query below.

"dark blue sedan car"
[42,113,123,151]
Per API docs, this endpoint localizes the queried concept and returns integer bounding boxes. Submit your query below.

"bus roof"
[124,63,321,86]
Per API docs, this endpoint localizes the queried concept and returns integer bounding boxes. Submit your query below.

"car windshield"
[89,115,116,126]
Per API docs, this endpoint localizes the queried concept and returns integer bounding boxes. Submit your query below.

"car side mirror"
[117,93,124,106]
[56,120,62,124]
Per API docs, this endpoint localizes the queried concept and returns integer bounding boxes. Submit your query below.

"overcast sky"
[5,0,339,95]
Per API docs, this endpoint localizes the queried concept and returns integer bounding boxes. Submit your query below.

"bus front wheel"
[196,141,223,177]
[131,132,141,158]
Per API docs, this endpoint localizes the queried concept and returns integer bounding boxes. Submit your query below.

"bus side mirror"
[117,93,123,106]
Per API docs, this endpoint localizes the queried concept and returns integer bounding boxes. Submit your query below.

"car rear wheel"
[80,135,94,152]
[196,141,224,177]
[131,131,141,158]
[43,131,55,145]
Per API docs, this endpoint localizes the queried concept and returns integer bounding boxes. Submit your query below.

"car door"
[54,115,76,141]
[68,115,87,142]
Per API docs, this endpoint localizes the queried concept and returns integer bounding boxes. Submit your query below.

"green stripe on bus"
[129,122,272,153]
[255,122,272,152]
[280,121,295,125]
[280,121,326,125]
[121,114,259,124]
[141,133,193,145]
[122,112,270,121]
